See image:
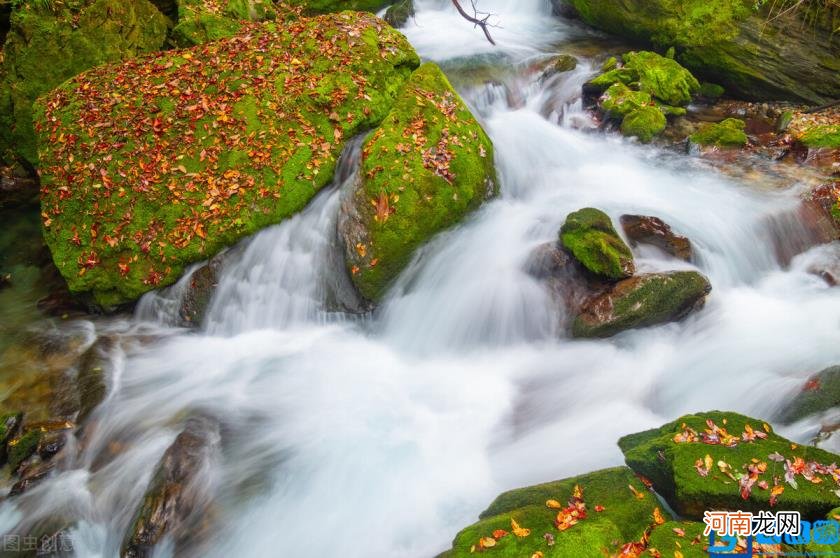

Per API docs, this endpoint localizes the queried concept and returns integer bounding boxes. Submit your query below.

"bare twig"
[451,0,497,45]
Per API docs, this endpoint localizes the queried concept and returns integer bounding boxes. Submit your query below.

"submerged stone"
[441,467,669,558]
[339,62,496,302]
[619,411,840,520]
[620,214,693,261]
[572,271,711,338]
[778,366,840,424]
[35,13,420,307]
[560,208,635,280]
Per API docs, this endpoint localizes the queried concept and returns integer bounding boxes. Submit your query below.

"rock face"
[560,208,635,280]
[560,0,840,103]
[778,366,840,424]
[619,411,840,520]
[35,12,420,307]
[690,117,748,148]
[572,271,711,338]
[620,214,693,261]
[122,416,220,557]
[0,0,169,165]
[440,467,670,558]
[339,62,496,302]
[171,0,277,47]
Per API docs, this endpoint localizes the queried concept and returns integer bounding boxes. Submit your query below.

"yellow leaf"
[653,507,666,526]
[478,537,495,549]
[532,553,544,558]
[704,454,713,472]
[675,552,684,558]
[573,484,583,500]
[546,499,562,509]
[511,518,530,538]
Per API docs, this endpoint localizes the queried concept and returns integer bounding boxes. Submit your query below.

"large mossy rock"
[690,117,748,148]
[0,0,169,165]
[560,0,840,103]
[778,366,840,424]
[560,208,634,280]
[35,12,420,308]
[441,467,669,558]
[339,62,496,302]
[170,0,277,47]
[619,411,840,520]
[286,0,391,14]
[572,271,711,338]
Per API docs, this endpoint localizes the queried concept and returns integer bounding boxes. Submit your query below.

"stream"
[1,0,839,556]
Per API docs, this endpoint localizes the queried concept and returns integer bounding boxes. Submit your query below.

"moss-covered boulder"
[644,521,707,557]
[619,411,840,520]
[799,125,840,150]
[559,0,840,104]
[441,467,670,558]
[383,0,414,27]
[35,13,420,308]
[690,118,748,148]
[572,271,711,338]
[600,83,653,118]
[170,0,276,47]
[621,106,667,143]
[560,208,634,280]
[0,0,169,165]
[339,62,496,302]
[285,0,391,14]
[778,366,840,424]
[590,51,700,107]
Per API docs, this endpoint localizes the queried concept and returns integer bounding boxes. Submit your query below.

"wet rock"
[121,416,220,558]
[572,271,711,338]
[0,164,38,208]
[619,411,840,520]
[588,51,700,107]
[689,118,748,148]
[560,208,634,280]
[340,63,496,303]
[440,467,669,557]
[524,241,609,312]
[621,105,667,143]
[620,214,693,261]
[0,412,22,465]
[383,0,414,27]
[178,256,224,327]
[778,366,840,424]
[544,53,578,77]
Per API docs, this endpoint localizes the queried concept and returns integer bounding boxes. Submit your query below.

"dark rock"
[572,271,711,338]
[620,215,693,261]
[383,0,413,27]
[121,416,220,558]
[524,241,610,313]
[778,366,840,424]
[0,164,38,208]
[178,256,224,327]
[543,54,578,79]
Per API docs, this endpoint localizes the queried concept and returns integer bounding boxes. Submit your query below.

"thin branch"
[451,0,497,45]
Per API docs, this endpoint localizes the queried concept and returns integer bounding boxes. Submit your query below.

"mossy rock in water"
[560,208,634,280]
[589,51,699,107]
[384,0,414,27]
[559,0,840,104]
[799,125,840,149]
[619,411,840,520]
[572,271,711,338]
[170,0,276,47]
[442,467,670,558]
[285,0,391,14]
[35,13,420,308]
[620,106,667,143]
[339,62,496,302]
[690,118,748,148]
[698,82,725,100]
[0,0,169,165]
[778,366,840,424]
[600,83,653,118]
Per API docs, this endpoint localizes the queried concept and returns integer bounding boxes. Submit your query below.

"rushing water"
[3,1,840,557]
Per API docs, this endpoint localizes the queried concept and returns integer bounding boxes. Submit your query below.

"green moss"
[779,366,840,423]
[35,13,420,307]
[600,83,652,118]
[285,0,390,14]
[0,0,169,164]
[444,467,668,558]
[619,411,840,520]
[560,208,634,280]
[550,54,578,73]
[620,106,667,143]
[645,521,707,558]
[601,56,618,72]
[7,428,41,471]
[171,0,276,47]
[690,118,748,147]
[699,81,725,99]
[622,51,700,106]
[343,62,496,302]
[384,0,413,27]
[0,412,21,444]
[799,125,840,149]
[572,271,711,338]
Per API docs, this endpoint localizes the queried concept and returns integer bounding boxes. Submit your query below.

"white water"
[4,2,840,557]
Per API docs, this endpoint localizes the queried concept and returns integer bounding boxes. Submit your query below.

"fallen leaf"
[546,499,562,509]
[511,518,530,538]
